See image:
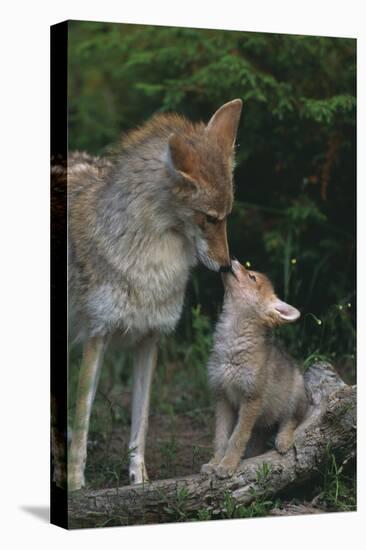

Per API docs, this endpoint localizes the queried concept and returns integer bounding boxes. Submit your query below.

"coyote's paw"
[68,468,85,492]
[129,459,149,485]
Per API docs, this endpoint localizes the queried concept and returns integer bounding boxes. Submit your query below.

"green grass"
[163,486,190,522]
[158,432,178,478]
[315,447,356,512]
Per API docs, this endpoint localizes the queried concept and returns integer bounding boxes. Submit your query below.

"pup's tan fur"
[202,260,307,478]
[55,100,243,490]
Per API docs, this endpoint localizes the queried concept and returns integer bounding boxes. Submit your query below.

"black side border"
[50,20,68,530]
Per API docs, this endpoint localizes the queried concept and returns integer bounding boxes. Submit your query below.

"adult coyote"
[60,99,243,490]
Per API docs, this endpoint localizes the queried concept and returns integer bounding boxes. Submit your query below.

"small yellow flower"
[317,319,322,326]
[347,303,351,308]
[291,258,297,265]
[338,305,343,310]
[245,261,251,268]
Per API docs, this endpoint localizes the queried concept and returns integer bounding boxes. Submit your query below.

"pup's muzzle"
[220,259,238,279]
[219,264,233,274]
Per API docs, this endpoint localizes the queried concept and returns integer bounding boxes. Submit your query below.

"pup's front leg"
[128,334,158,484]
[201,397,236,474]
[216,397,261,478]
[275,418,297,454]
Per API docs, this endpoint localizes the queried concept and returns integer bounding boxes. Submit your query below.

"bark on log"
[68,362,356,528]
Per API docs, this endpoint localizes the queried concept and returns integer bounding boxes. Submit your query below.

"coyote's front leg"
[128,334,158,484]
[68,336,106,491]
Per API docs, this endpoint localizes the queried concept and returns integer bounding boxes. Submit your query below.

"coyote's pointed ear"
[167,133,198,197]
[271,299,301,325]
[206,99,243,152]
[167,133,194,175]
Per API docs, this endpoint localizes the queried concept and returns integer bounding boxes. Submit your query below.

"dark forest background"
[67,21,356,515]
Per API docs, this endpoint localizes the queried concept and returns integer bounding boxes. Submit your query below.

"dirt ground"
[84,405,214,489]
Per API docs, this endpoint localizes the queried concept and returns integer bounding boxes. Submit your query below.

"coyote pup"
[202,260,307,478]
[58,99,243,490]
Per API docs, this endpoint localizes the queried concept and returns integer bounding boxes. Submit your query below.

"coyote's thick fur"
[55,100,243,490]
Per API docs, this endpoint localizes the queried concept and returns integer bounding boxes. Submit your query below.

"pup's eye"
[249,273,257,282]
[206,214,219,225]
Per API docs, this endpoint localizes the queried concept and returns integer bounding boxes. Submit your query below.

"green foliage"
[158,433,178,477]
[212,489,278,521]
[85,453,129,488]
[163,486,190,521]
[184,305,213,368]
[316,446,356,511]
[300,95,356,124]
[150,304,214,415]
[256,462,271,487]
[195,465,277,522]
[219,492,242,519]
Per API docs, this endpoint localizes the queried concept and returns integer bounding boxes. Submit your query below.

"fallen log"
[68,362,356,528]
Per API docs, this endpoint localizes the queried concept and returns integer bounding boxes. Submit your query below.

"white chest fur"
[83,229,197,340]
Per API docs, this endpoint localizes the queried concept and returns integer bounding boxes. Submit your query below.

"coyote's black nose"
[220,260,239,280]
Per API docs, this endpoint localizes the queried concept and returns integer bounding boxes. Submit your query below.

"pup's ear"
[205,99,243,152]
[167,133,199,198]
[271,299,300,324]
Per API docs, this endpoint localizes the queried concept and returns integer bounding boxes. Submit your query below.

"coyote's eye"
[248,273,257,282]
[206,214,219,225]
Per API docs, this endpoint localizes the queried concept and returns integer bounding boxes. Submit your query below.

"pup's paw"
[201,461,219,475]
[275,433,294,454]
[215,460,238,479]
